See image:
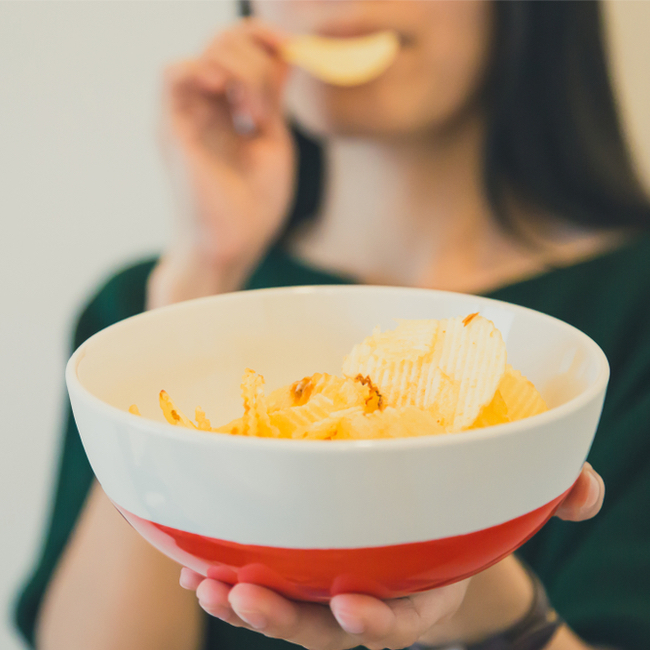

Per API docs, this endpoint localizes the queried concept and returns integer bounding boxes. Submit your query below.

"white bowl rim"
[66,284,610,454]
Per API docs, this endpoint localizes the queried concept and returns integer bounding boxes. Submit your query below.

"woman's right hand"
[148,18,296,308]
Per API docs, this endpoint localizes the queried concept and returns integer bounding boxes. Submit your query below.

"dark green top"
[15,239,650,650]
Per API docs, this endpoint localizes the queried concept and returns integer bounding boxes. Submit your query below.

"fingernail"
[332,609,366,635]
[179,568,192,589]
[584,470,600,509]
[233,608,268,630]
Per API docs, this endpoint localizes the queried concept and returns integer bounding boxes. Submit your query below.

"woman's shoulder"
[491,232,650,335]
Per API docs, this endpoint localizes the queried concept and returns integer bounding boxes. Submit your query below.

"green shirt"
[15,239,650,650]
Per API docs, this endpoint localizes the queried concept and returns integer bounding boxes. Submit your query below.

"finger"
[555,462,605,521]
[179,567,204,591]
[330,594,402,647]
[165,59,228,100]
[162,59,233,140]
[239,16,293,53]
[195,579,250,627]
[202,29,288,124]
[164,20,290,123]
[330,581,468,649]
[228,582,351,649]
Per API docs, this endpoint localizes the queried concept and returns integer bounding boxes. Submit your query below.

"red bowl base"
[114,488,569,602]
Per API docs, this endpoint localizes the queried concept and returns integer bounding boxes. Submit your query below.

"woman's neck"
[288,115,617,293]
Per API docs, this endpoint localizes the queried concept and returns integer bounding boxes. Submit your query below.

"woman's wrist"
[146,242,255,310]
[414,556,581,650]
[417,556,536,647]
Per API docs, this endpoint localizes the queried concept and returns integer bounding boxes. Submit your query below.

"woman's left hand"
[179,462,604,650]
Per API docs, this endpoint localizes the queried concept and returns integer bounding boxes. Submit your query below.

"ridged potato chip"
[195,407,212,431]
[384,406,447,438]
[270,393,337,439]
[159,390,196,429]
[343,316,507,431]
[266,384,296,412]
[470,390,510,428]
[302,406,364,441]
[281,31,399,86]
[266,373,350,410]
[290,373,342,406]
[308,373,383,412]
[337,405,445,440]
[241,369,279,438]
[214,416,244,436]
[498,365,548,421]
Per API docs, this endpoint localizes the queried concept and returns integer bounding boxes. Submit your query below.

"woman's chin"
[285,79,472,142]
[287,102,419,141]
[284,77,409,139]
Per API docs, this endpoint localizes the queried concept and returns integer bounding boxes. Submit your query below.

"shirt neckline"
[272,231,650,299]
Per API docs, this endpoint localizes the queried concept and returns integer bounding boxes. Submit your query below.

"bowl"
[66,285,609,602]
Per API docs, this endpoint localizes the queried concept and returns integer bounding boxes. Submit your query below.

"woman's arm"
[36,482,204,650]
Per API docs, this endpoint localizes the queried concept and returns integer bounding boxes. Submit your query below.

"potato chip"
[353,375,384,413]
[290,373,327,406]
[266,373,344,410]
[343,316,507,431]
[498,365,548,421]
[310,373,383,412]
[335,408,386,440]
[470,390,510,429]
[270,393,337,439]
[304,406,364,440]
[422,370,460,430]
[336,405,445,440]
[281,31,399,86]
[241,369,279,437]
[195,407,212,431]
[214,416,244,436]
[266,384,297,412]
[159,390,197,429]
[386,406,447,438]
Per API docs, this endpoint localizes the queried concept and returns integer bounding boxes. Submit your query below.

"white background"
[0,2,649,649]
[0,3,235,648]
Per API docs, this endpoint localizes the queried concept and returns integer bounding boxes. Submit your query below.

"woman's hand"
[553,461,605,522]
[148,18,296,308]
[179,463,605,650]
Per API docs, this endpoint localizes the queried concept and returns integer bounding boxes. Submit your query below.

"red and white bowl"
[66,285,609,602]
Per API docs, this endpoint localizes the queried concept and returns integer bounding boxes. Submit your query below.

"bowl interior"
[75,285,605,428]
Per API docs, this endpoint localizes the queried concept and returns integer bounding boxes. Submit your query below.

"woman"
[15,2,650,649]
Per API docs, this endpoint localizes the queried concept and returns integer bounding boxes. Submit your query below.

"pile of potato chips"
[131,314,547,440]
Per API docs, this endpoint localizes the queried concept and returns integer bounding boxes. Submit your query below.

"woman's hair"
[485,1,649,232]
[241,0,650,234]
